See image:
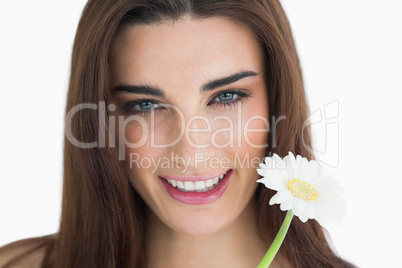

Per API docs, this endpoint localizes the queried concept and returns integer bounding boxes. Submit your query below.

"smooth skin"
[109,16,288,268]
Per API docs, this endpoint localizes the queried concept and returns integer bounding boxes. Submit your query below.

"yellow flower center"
[286,179,319,201]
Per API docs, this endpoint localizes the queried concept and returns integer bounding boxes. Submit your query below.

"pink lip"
[159,169,233,205]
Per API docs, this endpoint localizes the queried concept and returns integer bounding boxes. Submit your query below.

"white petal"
[269,191,292,205]
[257,177,285,191]
[315,213,343,230]
[311,174,336,188]
[256,168,267,177]
[278,168,289,182]
[303,203,316,220]
[280,197,294,211]
[292,198,306,217]
[257,168,285,182]
[284,153,296,178]
[316,186,345,197]
[303,160,319,183]
[271,154,282,165]
[295,155,308,180]
[298,215,308,223]
[287,151,296,160]
[258,163,269,170]
[313,202,346,228]
[264,156,271,164]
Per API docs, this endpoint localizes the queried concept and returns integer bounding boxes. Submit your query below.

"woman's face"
[109,16,269,235]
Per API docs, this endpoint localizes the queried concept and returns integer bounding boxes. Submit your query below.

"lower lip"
[159,169,233,205]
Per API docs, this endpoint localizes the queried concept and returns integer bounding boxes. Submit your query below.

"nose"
[169,113,214,171]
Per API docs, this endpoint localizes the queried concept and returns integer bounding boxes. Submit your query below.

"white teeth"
[177,180,184,189]
[195,181,205,190]
[184,181,195,191]
[165,171,229,192]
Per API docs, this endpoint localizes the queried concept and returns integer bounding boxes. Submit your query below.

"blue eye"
[137,101,155,110]
[216,92,237,102]
[209,89,252,108]
[123,100,163,115]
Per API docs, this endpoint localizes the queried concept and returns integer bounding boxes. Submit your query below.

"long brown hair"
[1,0,354,267]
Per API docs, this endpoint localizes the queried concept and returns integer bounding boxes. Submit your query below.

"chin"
[169,209,234,236]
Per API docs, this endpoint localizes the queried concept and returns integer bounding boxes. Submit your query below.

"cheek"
[122,111,186,149]
[123,124,169,168]
[124,120,149,145]
[241,116,269,150]
[233,103,269,170]
[209,117,235,148]
[208,108,268,151]
[239,104,269,149]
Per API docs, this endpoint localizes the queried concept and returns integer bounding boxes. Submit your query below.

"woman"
[0,0,355,267]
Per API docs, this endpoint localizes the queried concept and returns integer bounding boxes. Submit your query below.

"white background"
[0,1,401,267]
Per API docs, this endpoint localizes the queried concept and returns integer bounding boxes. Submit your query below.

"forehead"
[109,16,264,88]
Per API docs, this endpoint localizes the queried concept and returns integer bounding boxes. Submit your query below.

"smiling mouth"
[162,170,229,193]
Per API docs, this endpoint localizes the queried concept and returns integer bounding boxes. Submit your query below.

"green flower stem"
[257,210,294,268]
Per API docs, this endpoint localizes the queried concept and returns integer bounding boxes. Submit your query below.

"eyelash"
[122,89,252,115]
[208,89,252,108]
[122,99,162,116]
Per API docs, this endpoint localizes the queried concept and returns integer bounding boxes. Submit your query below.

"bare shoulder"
[0,234,55,268]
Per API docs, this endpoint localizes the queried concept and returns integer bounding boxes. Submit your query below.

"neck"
[144,196,277,268]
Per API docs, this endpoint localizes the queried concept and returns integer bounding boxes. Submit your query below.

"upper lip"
[159,169,230,182]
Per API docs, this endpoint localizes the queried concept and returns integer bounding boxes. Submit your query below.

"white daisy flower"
[257,152,346,229]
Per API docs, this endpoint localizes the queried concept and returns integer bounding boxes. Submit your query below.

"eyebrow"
[111,84,166,97]
[200,71,258,92]
[110,70,258,96]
